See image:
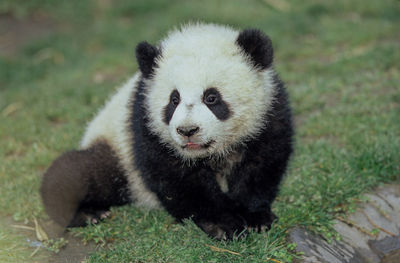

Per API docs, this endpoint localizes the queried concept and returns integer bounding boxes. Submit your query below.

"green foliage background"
[0,0,399,262]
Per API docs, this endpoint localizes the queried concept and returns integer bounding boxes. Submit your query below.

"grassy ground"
[1,0,399,262]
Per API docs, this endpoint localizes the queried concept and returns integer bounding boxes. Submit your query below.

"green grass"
[1,0,399,262]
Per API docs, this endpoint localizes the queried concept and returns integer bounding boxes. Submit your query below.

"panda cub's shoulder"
[79,73,162,209]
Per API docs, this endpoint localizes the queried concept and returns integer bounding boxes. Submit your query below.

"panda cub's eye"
[171,96,180,106]
[204,93,218,105]
[169,90,180,106]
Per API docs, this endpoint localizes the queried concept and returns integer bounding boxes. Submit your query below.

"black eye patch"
[203,88,231,121]
[163,89,180,124]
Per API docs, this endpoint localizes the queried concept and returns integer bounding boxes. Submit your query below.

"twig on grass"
[30,247,41,257]
[266,257,282,263]
[205,244,241,256]
[11,225,35,231]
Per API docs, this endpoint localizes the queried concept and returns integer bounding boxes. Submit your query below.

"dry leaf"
[34,218,48,242]
[205,244,241,256]
[2,102,22,117]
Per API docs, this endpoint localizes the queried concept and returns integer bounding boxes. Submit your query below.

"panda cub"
[41,23,293,240]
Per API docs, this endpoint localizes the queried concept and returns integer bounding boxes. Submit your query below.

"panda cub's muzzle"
[176,125,214,150]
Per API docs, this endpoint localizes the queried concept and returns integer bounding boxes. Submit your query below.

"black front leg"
[146,168,248,240]
[231,184,279,232]
[228,159,287,232]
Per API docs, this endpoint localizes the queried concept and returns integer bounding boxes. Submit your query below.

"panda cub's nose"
[176,126,200,137]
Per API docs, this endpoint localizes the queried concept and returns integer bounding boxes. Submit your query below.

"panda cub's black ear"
[236,29,274,70]
[136,42,161,78]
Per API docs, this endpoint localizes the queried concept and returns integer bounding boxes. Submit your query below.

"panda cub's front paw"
[246,211,277,232]
[197,214,248,240]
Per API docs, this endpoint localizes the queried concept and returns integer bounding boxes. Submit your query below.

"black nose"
[176,126,200,137]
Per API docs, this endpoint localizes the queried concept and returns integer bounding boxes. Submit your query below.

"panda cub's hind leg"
[40,142,131,228]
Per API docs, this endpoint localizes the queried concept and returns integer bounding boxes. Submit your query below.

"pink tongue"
[186,142,201,149]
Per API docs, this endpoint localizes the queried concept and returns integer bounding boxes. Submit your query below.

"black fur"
[40,142,131,227]
[203,88,231,121]
[236,29,274,70]
[136,42,161,78]
[131,75,293,239]
[41,28,293,241]
[41,76,292,240]
[163,89,180,124]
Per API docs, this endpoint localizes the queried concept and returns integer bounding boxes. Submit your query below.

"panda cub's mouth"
[182,140,214,150]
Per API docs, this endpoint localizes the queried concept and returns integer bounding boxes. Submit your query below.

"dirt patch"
[6,217,96,263]
[41,220,97,263]
[0,13,56,57]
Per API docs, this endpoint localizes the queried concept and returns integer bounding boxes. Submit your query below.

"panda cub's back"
[80,73,161,209]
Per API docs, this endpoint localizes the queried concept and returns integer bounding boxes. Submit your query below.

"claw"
[100,211,111,219]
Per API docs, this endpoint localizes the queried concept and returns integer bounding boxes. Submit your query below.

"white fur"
[79,23,277,207]
[213,150,244,193]
[81,74,161,208]
[145,23,275,160]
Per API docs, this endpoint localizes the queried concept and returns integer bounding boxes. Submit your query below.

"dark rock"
[369,236,400,258]
[289,227,364,263]
[289,184,400,263]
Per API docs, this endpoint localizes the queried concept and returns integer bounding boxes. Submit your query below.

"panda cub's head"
[136,23,276,160]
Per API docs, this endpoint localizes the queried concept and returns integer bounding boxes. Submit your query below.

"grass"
[1,0,399,262]
[0,222,36,262]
